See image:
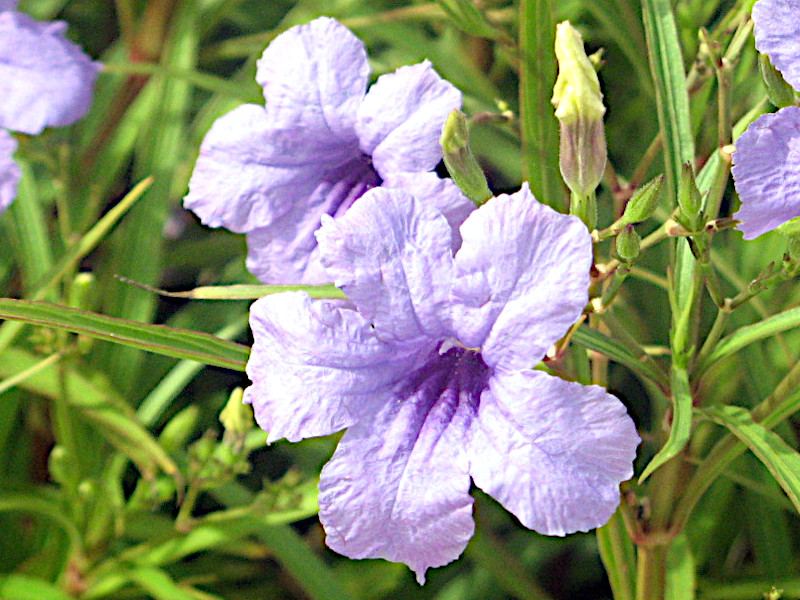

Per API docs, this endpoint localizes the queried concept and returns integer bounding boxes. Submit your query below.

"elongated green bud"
[616,225,641,263]
[677,162,703,232]
[440,110,493,206]
[621,175,664,225]
[759,54,797,109]
[552,21,607,202]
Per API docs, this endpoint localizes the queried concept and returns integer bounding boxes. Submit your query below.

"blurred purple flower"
[753,0,800,91]
[184,17,472,283]
[0,2,98,216]
[0,131,20,214]
[0,4,100,135]
[245,185,640,582]
[732,0,800,239]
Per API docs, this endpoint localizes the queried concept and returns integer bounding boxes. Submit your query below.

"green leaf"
[518,0,563,210]
[126,566,201,600]
[700,406,800,516]
[572,324,669,389]
[0,299,249,371]
[0,575,74,600]
[641,0,694,204]
[0,347,179,480]
[640,364,693,482]
[697,305,800,376]
[436,0,501,39]
[117,278,346,301]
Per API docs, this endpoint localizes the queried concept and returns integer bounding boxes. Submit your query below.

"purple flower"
[245,185,640,582]
[183,17,471,284]
[753,0,800,91]
[0,2,98,216]
[731,0,800,239]
[0,130,20,214]
[0,4,100,135]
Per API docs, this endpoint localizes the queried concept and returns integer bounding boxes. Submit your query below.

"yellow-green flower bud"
[552,21,607,201]
[219,387,253,438]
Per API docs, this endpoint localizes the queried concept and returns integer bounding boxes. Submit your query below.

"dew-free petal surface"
[245,292,421,443]
[0,130,19,215]
[451,185,592,367]
[245,159,379,284]
[0,11,98,135]
[184,104,357,233]
[357,61,461,176]
[317,187,455,341]
[256,17,368,146]
[383,172,475,249]
[468,369,639,535]
[0,1,18,12]
[732,106,800,239]
[319,347,482,583]
[753,0,800,91]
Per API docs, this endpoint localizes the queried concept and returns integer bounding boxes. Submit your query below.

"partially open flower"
[552,21,607,207]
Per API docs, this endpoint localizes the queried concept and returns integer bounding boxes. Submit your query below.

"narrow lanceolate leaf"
[698,305,800,376]
[641,0,694,204]
[0,299,249,371]
[640,363,693,482]
[117,277,347,300]
[701,406,800,515]
[518,0,563,209]
[572,324,669,389]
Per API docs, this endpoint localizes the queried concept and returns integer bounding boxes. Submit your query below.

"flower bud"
[759,54,797,109]
[440,110,492,206]
[677,162,703,232]
[552,21,607,200]
[621,175,664,225]
[616,225,641,263]
[219,387,254,449]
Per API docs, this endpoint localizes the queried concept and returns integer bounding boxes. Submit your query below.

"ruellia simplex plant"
[0,1,799,599]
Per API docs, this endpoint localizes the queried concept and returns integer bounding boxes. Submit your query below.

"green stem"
[636,545,667,600]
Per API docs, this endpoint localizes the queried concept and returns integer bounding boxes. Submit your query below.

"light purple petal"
[383,172,475,250]
[0,12,99,135]
[753,0,800,91]
[184,104,368,233]
[468,369,639,536]
[732,106,800,240]
[256,16,368,147]
[319,347,482,583]
[244,292,420,443]
[245,163,379,284]
[316,187,455,342]
[0,130,19,215]
[451,184,592,369]
[356,61,461,177]
[0,1,18,12]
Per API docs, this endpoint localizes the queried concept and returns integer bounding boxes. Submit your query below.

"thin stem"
[636,545,667,600]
